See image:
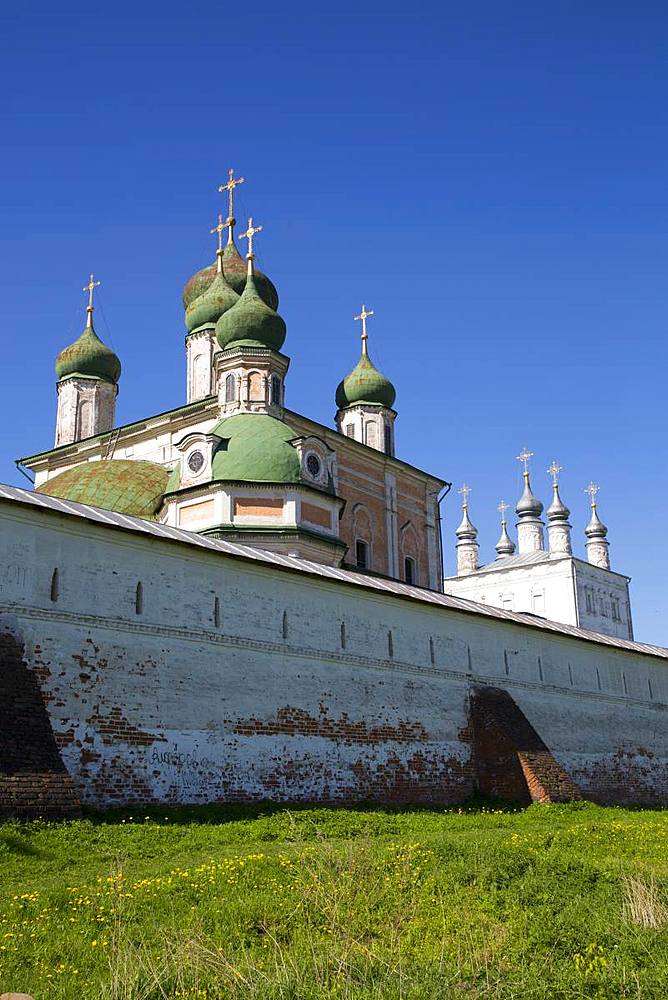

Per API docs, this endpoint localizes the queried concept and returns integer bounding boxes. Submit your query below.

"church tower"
[514,448,545,554]
[546,461,572,555]
[54,275,121,446]
[455,483,479,575]
[335,306,397,455]
[495,500,516,558]
[585,482,610,569]
[213,218,290,418]
[182,170,279,403]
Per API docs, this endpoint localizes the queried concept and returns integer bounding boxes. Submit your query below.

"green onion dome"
[335,351,396,410]
[55,320,121,384]
[166,414,300,491]
[215,267,286,353]
[182,240,279,312]
[184,254,239,333]
[36,460,169,519]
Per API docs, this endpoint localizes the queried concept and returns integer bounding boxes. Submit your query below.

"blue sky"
[1,2,667,641]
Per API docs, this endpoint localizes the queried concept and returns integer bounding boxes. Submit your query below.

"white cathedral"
[443,450,633,641]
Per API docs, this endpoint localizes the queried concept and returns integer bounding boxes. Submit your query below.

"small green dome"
[36,460,169,518]
[335,352,396,409]
[184,261,239,332]
[220,240,279,311]
[182,241,279,311]
[210,413,300,483]
[215,270,286,353]
[55,321,121,384]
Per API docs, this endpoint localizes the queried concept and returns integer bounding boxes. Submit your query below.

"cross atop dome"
[218,168,245,242]
[240,216,263,260]
[210,213,230,254]
[497,499,509,519]
[547,460,563,486]
[516,447,533,475]
[83,273,100,324]
[354,304,374,355]
[585,481,600,506]
[458,482,471,507]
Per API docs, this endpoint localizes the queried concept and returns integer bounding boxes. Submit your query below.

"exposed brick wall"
[470,686,582,804]
[0,630,80,818]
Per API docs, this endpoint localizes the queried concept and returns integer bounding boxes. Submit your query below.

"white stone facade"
[55,376,117,447]
[444,553,633,640]
[0,490,666,807]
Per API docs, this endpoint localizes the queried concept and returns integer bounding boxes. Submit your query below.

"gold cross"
[354,304,374,353]
[458,483,471,506]
[498,500,509,519]
[210,213,230,253]
[83,273,101,313]
[218,167,245,222]
[585,481,600,505]
[516,447,533,474]
[240,216,263,258]
[547,460,562,486]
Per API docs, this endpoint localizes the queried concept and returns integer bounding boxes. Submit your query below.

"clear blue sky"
[1,2,666,641]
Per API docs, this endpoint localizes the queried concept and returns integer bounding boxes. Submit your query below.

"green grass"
[1,800,668,998]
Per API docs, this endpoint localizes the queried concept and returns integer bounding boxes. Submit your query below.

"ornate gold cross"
[585,482,600,505]
[354,304,374,353]
[83,273,101,314]
[240,217,263,258]
[210,213,229,253]
[547,460,562,486]
[458,483,471,506]
[516,447,534,474]
[218,168,245,222]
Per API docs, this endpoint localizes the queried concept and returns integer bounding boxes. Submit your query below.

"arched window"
[384,422,393,455]
[248,371,263,401]
[50,568,60,603]
[225,373,236,402]
[352,504,373,571]
[404,556,416,585]
[192,354,208,398]
[270,375,281,404]
[77,400,93,439]
[135,581,144,616]
[365,421,378,449]
[355,539,369,569]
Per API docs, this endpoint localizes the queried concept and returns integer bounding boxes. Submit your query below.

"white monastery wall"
[1,498,667,808]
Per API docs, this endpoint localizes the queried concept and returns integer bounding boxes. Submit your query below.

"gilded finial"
[354,304,374,355]
[497,499,509,522]
[218,168,245,243]
[516,447,534,477]
[585,481,600,508]
[547,460,562,487]
[458,482,472,508]
[83,273,101,326]
[240,216,263,261]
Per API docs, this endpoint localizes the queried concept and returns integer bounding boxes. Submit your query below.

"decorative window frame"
[291,435,336,489]
[174,431,222,489]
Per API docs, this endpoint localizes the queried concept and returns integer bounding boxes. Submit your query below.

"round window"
[306,453,322,479]
[187,450,205,474]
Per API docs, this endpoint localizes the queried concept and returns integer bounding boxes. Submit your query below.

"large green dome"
[210,413,300,483]
[36,460,170,518]
[335,352,396,410]
[182,241,279,312]
[215,270,286,353]
[55,322,121,384]
[184,261,239,333]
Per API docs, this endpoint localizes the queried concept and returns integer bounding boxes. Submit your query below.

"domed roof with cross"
[335,305,396,410]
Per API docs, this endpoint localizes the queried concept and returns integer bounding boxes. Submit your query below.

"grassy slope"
[1,802,667,999]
